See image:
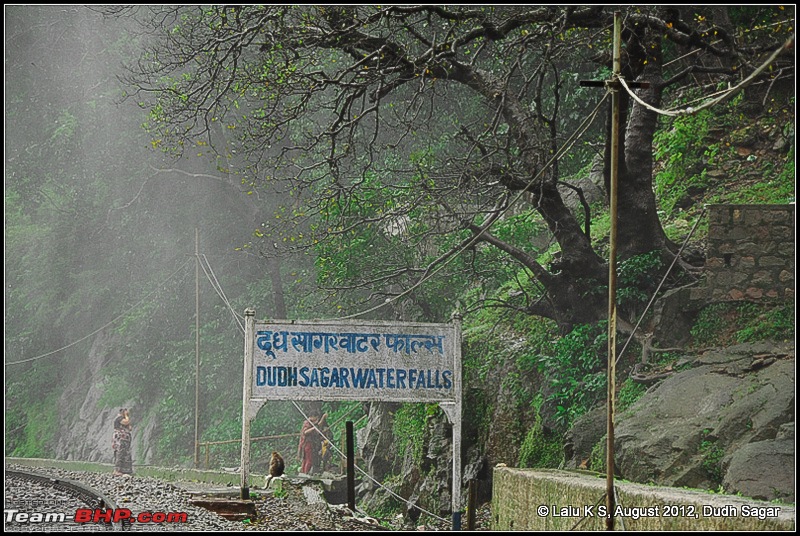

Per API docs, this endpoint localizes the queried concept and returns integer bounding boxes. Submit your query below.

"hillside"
[5,6,794,528]
[352,76,796,520]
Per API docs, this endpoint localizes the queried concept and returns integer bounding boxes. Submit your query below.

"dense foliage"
[121,5,794,331]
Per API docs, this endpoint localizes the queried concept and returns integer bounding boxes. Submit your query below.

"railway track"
[4,464,246,532]
[5,460,491,531]
[5,468,125,531]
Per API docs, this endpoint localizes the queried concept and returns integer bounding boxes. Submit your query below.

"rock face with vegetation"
[615,341,794,502]
[398,303,795,517]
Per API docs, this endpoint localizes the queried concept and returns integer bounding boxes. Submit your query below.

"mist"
[5,5,300,467]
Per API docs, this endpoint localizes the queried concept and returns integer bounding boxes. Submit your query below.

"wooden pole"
[240,308,256,499]
[578,13,652,531]
[194,228,200,468]
[606,11,622,531]
[466,479,477,531]
[346,421,356,512]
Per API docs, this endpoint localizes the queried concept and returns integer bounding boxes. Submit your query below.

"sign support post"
[441,312,463,528]
[240,308,256,499]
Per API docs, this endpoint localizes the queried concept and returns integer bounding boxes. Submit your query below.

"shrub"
[539,321,607,430]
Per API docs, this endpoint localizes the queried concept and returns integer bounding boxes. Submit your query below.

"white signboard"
[239,310,463,521]
[251,319,459,402]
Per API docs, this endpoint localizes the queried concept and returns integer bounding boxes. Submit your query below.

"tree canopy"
[120,5,794,330]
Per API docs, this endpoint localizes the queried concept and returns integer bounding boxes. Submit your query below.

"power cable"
[619,37,793,117]
[199,253,245,332]
[5,258,193,367]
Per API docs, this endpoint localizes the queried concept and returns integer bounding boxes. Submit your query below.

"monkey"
[264,451,285,489]
[270,451,285,478]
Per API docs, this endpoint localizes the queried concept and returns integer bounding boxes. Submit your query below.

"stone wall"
[703,204,794,302]
[492,467,796,531]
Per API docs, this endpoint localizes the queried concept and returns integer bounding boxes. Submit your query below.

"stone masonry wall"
[492,467,795,531]
[704,204,794,302]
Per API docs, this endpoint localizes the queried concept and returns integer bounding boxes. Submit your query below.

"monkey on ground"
[265,451,285,489]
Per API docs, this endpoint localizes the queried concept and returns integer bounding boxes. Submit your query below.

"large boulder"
[563,404,606,470]
[614,341,794,500]
[722,422,794,502]
[650,286,704,348]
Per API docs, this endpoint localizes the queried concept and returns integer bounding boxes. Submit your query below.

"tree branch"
[466,223,554,287]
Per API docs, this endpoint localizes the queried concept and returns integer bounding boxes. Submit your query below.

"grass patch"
[617,379,646,413]
[699,429,725,484]
[518,396,563,468]
[691,303,794,347]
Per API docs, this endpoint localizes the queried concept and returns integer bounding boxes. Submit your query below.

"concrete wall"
[703,204,794,303]
[492,467,795,531]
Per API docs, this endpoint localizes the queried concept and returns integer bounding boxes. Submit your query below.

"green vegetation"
[617,380,647,413]
[653,108,717,215]
[462,301,556,442]
[4,8,794,521]
[393,404,431,466]
[699,429,725,483]
[654,89,795,228]
[5,361,63,458]
[7,396,59,458]
[616,251,666,319]
[539,322,607,430]
[589,436,606,473]
[518,396,563,468]
[691,303,794,347]
[734,304,794,343]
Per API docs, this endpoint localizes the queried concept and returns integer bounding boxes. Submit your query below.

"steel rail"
[6,468,127,531]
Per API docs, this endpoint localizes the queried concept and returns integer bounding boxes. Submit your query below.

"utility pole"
[194,228,201,468]
[579,12,649,530]
[605,14,622,530]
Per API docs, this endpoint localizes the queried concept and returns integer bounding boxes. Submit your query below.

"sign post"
[239,312,463,521]
[239,308,258,499]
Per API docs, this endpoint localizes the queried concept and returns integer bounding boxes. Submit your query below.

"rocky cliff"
[53,329,157,467]
[565,340,794,502]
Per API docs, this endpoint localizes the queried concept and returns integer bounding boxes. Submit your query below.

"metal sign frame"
[238,309,463,521]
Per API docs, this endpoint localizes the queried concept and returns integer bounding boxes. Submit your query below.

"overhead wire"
[615,207,707,366]
[6,249,252,369]
[4,258,193,368]
[619,36,793,117]
[199,253,245,332]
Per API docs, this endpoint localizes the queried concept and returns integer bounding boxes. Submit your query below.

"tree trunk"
[619,72,675,257]
[266,255,287,319]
